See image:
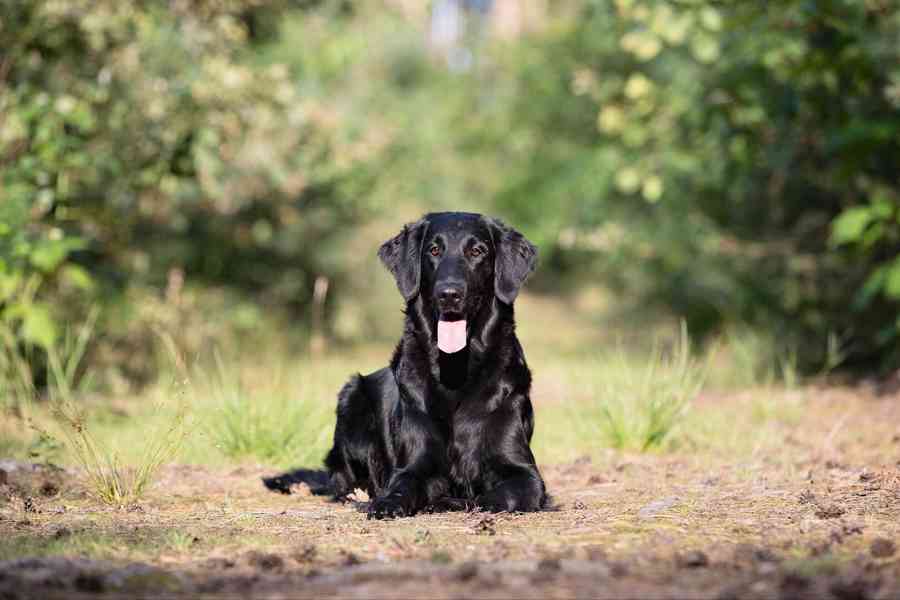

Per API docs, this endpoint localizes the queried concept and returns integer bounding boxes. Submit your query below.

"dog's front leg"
[477,464,545,512]
[368,407,448,520]
[475,402,546,512]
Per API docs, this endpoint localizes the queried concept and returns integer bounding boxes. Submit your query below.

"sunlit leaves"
[1,0,387,368]
[490,0,900,371]
[20,304,58,349]
[831,207,877,246]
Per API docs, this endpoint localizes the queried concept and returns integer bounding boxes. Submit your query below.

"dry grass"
[1,385,898,597]
[4,292,897,596]
[2,316,190,506]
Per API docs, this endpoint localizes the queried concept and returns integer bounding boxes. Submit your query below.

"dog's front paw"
[476,489,543,513]
[423,497,476,513]
[367,495,409,520]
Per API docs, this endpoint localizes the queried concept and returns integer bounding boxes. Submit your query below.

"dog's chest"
[445,400,493,488]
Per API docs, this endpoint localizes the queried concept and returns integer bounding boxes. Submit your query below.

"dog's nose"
[437,285,463,306]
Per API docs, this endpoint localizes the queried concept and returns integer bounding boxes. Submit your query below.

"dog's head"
[378,212,537,353]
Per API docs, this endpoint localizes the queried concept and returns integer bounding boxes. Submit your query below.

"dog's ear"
[486,217,538,305]
[378,218,430,302]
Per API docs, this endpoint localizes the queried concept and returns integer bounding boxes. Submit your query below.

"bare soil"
[2,387,899,599]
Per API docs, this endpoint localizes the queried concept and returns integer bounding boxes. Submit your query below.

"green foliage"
[0,197,89,377]
[0,0,388,387]
[3,0,898,385]
[468,0,900,372]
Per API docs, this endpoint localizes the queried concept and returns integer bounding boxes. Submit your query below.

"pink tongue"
[437,320,467,353]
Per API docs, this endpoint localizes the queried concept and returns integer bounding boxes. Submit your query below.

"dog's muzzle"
[435,283,467,353]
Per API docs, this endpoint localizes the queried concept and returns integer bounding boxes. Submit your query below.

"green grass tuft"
[17,319,190,506]
[190,350,334,467]
[577,324,704,452]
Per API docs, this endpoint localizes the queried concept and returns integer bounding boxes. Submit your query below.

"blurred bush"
[0,0,391,388]
[2,0,898,389]
[477,0,900,373]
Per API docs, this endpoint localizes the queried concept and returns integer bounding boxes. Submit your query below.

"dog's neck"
[437,347,469,389]
[403,296,514,389]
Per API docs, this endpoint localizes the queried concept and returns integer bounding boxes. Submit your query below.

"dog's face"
[421,212,494,322]
[378,212,537,353]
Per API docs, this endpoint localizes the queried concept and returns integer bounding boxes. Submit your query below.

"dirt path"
[2,388,900,598]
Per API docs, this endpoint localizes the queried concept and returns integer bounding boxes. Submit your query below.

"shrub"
[481,0,900,373]
[0,1,388,387]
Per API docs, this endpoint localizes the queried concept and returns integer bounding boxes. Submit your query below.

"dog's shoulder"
[362,366,396,390]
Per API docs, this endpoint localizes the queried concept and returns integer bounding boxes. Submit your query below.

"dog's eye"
[429,245,441,257]
[469,247,483,258]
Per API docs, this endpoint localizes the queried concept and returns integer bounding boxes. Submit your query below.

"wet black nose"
[436,284,464,307]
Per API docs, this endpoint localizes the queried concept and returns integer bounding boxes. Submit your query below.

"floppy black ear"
[487,218,538,305]
[378,218,430,302]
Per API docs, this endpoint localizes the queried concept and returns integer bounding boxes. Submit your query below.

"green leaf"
[60,265,94,291]
[853,264,887,310]
[870,195,894,219]
[21,304,57,349]
[884,258,900,299]
[29,237,85,272]
[875,323,899,346]
[0,273,22,303]
[830,207,872,246]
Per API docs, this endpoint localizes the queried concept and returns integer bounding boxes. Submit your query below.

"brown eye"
[430,245,441,257]
[469,247,482,258]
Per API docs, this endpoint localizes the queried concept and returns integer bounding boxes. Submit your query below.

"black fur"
[265,212,546,519]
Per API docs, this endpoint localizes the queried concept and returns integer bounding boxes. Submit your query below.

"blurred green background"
[2,0,900,399]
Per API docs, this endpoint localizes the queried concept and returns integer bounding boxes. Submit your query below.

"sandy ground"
[1,387,899,599]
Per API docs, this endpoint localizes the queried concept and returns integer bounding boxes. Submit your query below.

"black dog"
[267,212,546,519]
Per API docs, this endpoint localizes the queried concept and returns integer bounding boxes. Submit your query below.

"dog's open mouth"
[437,319,467,354]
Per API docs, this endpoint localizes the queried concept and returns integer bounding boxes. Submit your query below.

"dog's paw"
[423,497,475,513]
[475,491,543,513]
[367,496,408,520]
